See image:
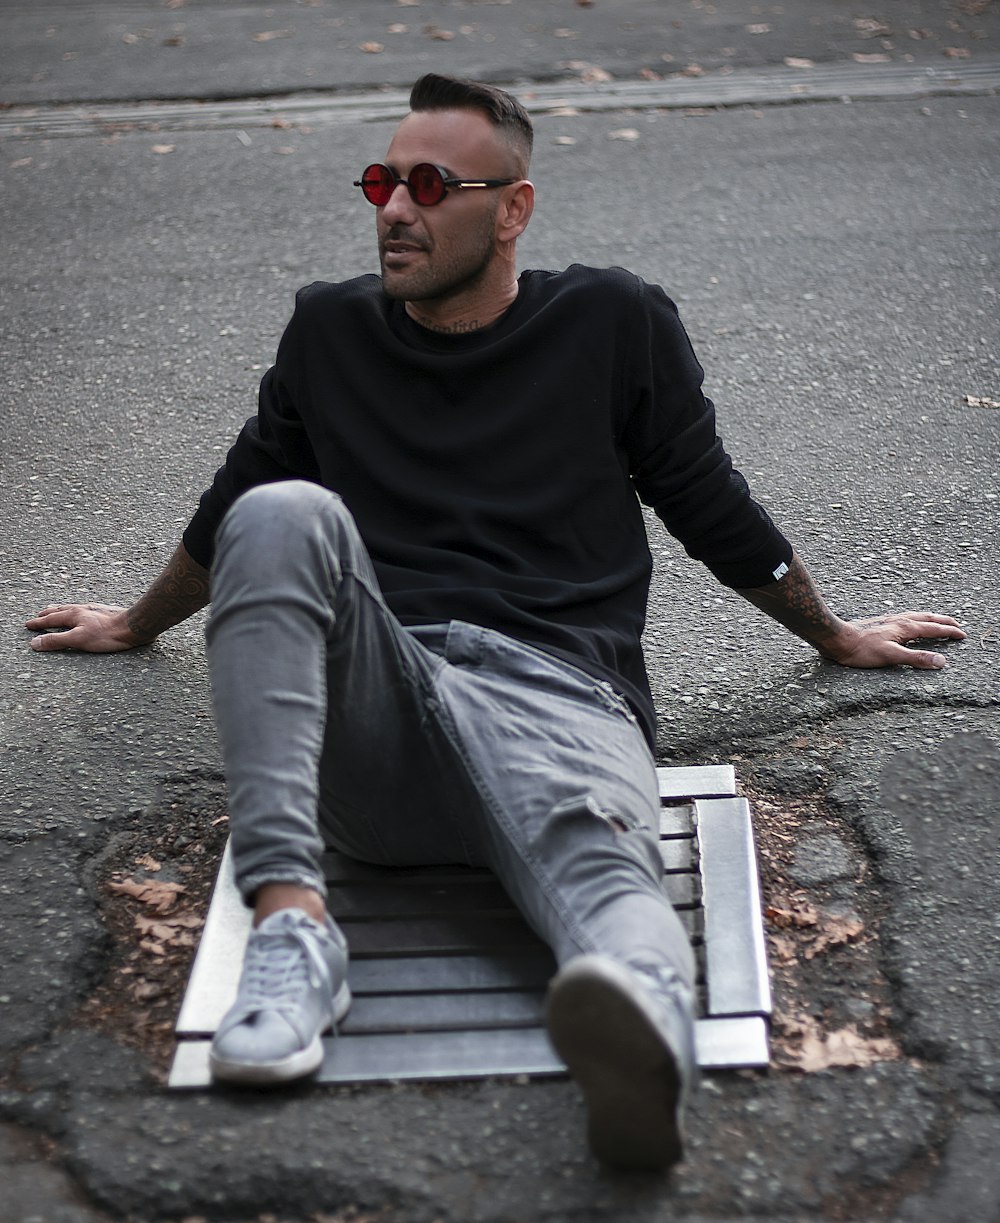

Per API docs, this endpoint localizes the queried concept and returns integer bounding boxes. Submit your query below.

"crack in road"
[2,59,999,139]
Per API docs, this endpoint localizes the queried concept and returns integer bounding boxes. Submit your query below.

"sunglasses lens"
[360,164,394,206]
[410,164,446,206]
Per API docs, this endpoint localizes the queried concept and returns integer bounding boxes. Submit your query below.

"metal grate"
[169,765,770,1088]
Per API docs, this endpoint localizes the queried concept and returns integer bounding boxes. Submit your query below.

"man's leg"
[426,623,697,1170]
[204,481,469,1082]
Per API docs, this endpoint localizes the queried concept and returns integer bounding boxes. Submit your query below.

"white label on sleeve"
[772,561,790,581]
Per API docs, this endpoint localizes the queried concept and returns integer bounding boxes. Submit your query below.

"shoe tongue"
[256,907,314,934]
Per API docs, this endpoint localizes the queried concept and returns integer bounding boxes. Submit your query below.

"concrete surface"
[1,2,999,1220]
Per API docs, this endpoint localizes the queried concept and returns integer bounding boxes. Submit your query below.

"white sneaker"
[209,908,351,1085]
[545,955,696,1171]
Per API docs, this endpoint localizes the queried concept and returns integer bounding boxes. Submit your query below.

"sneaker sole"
[545,958,685,1171]
[209,981,352,1086]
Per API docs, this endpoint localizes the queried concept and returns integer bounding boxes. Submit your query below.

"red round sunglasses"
[354,162,517,207]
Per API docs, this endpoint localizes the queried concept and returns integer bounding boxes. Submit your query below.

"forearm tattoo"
[738,554,841,646]
[127,546,211,641]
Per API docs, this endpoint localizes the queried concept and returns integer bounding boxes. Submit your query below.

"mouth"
[381,234,429,269]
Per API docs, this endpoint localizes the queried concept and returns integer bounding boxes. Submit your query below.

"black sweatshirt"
[183,264,792,747]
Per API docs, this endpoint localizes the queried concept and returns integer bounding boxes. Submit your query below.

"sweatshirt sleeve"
[622,277,793,588]
[181,299,322,570]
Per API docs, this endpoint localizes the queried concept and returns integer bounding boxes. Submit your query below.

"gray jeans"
[205,481,694,985]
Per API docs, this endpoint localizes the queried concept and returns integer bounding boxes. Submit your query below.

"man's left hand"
[818,612,966,670]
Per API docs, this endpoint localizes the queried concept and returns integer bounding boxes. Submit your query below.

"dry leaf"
[677,63,705,77]
[134,912,203,939]
[804,916,865,960]
[554,28,578,38]
[964,394,1000,409]
[554,136,577,145]
[360,41,383,52]
[746,23,771,34]
[252,30,292,42]
[425,26,454,40]
[387,23,408,33]
[795,1024,899,1072]
[944,46,972,57]
[134,854,161,872]
[639,67,661,80]
[853,52,891,62]
[151,144,175,155]
[854,18,891,37]
[564,61,613,83]
[107,876,186,912]
[769,933,798,963]
[766,902,819,929]
[785,56,815,68]
[608,128,640,141]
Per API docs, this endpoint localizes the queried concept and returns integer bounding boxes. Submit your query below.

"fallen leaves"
[134,910,204,956]
[964,394,1000,409]
[804,914,865,961]
[563,60,613,83]
[766,899,866,961]
[252,30,292,42]
[778,1015,901,1072]
[107,875,186,912]
[766,900,819,929]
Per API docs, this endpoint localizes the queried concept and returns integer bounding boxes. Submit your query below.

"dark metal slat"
[340,914,543,956]
[659,803,695,838]
[347,950,556,994]
[327,880,513,919]
[659,838,695,873]
[340,990,545,1035]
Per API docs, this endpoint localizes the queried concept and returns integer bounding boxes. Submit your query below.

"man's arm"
[26,542,210,653]
[735,551,965,669]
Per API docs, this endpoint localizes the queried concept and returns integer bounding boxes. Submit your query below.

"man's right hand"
[26,603,153,653]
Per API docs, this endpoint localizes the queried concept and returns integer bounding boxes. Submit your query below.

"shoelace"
[234,919,334,1020]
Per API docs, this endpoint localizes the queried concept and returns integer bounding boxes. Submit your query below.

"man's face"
[375,108,517,304]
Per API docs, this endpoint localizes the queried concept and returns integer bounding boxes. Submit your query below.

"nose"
[379,179,418,225]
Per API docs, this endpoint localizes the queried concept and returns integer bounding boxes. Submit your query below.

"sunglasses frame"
[353,162,517,207]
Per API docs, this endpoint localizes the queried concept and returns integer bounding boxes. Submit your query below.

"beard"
[379,209,497,303]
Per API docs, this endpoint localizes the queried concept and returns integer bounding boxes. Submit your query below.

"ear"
[496,180,535,242]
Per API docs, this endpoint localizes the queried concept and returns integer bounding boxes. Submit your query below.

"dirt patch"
[739,742,905,1076]
[78,780,230,1080]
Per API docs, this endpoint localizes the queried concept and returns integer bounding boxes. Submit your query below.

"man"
[26,74,963,1172]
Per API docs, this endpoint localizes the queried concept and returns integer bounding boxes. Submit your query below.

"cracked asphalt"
[1,2,999,1220]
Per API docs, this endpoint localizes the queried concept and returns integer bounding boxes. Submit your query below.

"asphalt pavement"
[2,2,999,1221]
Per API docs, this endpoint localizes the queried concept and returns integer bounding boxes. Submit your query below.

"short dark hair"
[409,73,533,174]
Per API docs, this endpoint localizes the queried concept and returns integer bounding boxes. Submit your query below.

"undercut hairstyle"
[409,73,534,176]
